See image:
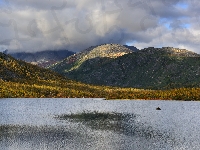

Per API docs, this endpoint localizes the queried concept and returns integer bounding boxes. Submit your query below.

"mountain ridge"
[8,49,75,68]
[50,45,200,90]
[50,44,138,72]
[1,52,200,100]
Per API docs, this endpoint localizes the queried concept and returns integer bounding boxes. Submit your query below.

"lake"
[0,98,200,150]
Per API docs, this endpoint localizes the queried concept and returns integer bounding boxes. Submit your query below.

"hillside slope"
[0,52,101,98]
[50,44,137,73]
[0,52,64,82]
[1,52,200,100]
[51,46,200,89]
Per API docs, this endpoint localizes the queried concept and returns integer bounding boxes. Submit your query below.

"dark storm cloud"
[0,0,199,53]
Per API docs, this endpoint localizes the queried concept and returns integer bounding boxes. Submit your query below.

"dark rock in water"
[156,107,161,110]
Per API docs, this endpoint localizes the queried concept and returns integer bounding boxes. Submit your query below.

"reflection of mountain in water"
[0,112,184,150]
[0,125,91,149]
[56,111,173,140]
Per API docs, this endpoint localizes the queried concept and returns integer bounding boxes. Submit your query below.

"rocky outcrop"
[140,47,199,57]
[66,43,136,63]
[51,44,137,72]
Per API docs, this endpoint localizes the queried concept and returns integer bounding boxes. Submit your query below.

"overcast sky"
[0,0,200,53]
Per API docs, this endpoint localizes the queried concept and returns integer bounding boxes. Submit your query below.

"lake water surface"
[0,98,200,150]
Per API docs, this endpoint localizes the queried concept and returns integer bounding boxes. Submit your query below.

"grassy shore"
[1,80,200,100]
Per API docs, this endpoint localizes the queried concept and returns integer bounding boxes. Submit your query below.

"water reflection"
[0,125,94,150]
[56,111,174,142]
[1,99,200,149]
[0,111,176,150]
[57,111,135,133]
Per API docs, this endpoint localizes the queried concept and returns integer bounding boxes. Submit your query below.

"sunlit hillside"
[51,46,200,90]
[0,52,200,100]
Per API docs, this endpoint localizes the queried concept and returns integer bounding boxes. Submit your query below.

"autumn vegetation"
[0,52,200,100]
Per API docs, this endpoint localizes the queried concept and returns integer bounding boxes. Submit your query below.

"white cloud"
[8,39,22,50]
[0,0,199,54]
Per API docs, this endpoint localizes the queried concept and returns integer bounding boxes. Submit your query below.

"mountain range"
[50,45,200,90]
[1,46,200,100]
[7,50,75,68]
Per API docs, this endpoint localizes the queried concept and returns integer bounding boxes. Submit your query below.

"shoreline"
[0,97,199,101]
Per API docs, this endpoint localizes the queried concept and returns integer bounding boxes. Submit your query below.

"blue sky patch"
[126,41,136,46]
[0,0,6,6]
[159,18,171,30]
[175,2,188,9]
[180,23,191,29]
